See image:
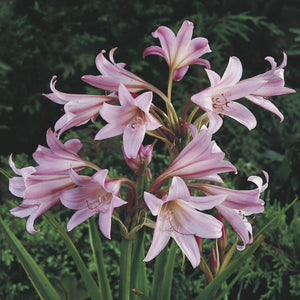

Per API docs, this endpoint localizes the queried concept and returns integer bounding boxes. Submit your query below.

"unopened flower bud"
[210,246,218,274]
[217,211,227,261]
[123,144,153,179]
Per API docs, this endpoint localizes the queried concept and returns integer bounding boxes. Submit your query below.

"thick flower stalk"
[144,176,226,268]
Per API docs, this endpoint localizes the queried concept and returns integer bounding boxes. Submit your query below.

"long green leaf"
[195,234,265,300]
[151,245,168,299]
[45,212,104,300]
[131,229,149,300]
[157,239,177,300]
[0,215,61,300]
[88,218,112,300]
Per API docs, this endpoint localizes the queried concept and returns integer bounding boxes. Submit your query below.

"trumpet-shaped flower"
[44,76,117,136]
[191,56,266,133]
[96,84,161,158]
[82,48,152,93]
[60,169,127,239]
[244,53,295,122]
[33,128,94,174]
[150,126,236,191]
[144,176,226,268]
[8,129,94,233]
[194,171,268,250]
[143,20,211,81]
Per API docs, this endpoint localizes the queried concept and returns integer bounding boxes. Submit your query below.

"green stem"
[119,237,133,300]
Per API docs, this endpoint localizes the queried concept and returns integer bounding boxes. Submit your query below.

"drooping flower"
[82,48,153,93]
[9,129,94,233]
[244,53,295,122]
[149,126,236,192]
[44,76,117,136]
[144,176,226,268]
[123,144,153,179]
[191,56,266,133]
[192,171,268,250]
[96,84,161,158]
[143,20,211,81]
[60,169,127,239]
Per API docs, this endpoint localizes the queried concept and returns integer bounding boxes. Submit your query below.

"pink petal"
[98,206,113,239]
[221,101,257,130]
[152,26,176,63]
[143,218,171,262]
[245,95,284,122]
[144,192,163,216]
[220,56,243,86]
[173,66,189,81]
[172,233,200,268]
[95,123,125,140]
[67,208,96,231]
[206,69,221,87]
[134,91,153,114]
[188,194,227,210]
[123,122,146,159]
[143,45,166,59]
[167,176,190,201]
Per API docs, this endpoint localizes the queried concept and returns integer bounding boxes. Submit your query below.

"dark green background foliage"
[0,0,299,299]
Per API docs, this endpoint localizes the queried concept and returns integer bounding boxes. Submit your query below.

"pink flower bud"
[123,144,153,179]
[217,212,227,260]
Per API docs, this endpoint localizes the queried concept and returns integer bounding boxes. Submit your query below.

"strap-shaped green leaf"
[156,239,177,300]
[131,229,149,300]
[45,212,104,300]
[0,215,61,300]
[88,218,112,300]
[195,234,265,300]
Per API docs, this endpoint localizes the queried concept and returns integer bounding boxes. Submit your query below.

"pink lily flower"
[33,128,94,174]
[149,126,236,191]
[82,48,152,93]
[144,176,226,268]
[191,56,266,133]
[60,169,127,239]
[96,84,161,159]
[123,144,154,179]
[244,53,296,122]
[9,129,94,233]
[194,171,268,250]
[44,76,117,136]
[143,20,211,81]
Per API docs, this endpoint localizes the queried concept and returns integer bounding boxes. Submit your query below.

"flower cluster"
[9,20,294,268]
